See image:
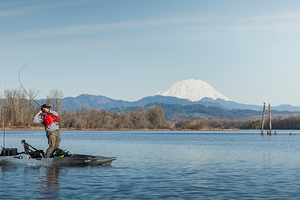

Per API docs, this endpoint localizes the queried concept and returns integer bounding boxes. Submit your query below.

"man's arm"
[32,111,43,124]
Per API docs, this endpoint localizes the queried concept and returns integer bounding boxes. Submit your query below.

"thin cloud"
[2,12,300,40]
[248,13,300,21]
[1,16,214,39]
[181,20,300,31]
[0,0,97,18]
[0,7,30,18]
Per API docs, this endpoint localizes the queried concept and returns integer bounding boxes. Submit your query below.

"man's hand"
[38,110,43,115]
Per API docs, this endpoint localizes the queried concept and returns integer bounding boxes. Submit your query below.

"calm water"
[1,130,300,199]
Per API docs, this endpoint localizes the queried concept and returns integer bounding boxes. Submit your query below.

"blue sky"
[1,0,300,106]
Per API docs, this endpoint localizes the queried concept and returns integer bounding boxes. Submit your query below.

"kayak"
[0,140,117,167]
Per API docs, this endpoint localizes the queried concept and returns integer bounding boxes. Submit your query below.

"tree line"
[174,116,300,130]
[1,88,300,130]
[0,88,166,129]
[130,103,299,121]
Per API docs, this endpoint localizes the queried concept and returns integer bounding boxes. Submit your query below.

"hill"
[59,94,300,112]
[120,103,300,121]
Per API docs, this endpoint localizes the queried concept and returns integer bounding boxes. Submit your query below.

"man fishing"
[32,104,61,158]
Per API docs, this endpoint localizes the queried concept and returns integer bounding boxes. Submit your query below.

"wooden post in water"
[269,103,272,135]
[261,103,265,135]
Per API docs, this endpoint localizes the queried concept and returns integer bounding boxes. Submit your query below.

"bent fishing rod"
[2,80,6,152]
[2,90,5,152]
[18,63,40,107]
[19,64,47,149]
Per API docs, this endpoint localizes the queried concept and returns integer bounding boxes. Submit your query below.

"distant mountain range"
[56,79,300,112]
[60,94,300,112]
[32,79,300,120]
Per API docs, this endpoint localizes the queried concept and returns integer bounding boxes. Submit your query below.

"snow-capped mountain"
[154,79,230,102]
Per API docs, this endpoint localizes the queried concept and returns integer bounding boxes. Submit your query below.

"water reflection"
[0,165,19,173]
[0,166,64,199]
[41,167,61,199]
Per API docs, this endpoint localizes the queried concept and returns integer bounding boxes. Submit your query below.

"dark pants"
[45,130,61,158]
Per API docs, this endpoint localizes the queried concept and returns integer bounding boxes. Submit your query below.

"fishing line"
[19,64,45,148]
[38,134,45,150]
[18,63,40,106]
[2,105,4,150]
[2,80,5,151]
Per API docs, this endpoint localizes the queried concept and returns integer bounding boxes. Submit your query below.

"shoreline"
[0,126,238,131]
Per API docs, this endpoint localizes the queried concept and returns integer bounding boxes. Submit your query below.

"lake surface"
[1,130,300,199]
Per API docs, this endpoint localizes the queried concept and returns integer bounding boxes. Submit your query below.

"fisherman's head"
[41,104,51,113]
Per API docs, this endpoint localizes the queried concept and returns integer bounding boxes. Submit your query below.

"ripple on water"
[1,130,300,199]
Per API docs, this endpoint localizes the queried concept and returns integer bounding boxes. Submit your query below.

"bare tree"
[46,89,64,112]
[77,103,89,128]
[146,105,165,129]
[120,111,132,129]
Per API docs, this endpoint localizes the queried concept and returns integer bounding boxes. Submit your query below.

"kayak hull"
[0,140,117,167]
[0,153,117,167]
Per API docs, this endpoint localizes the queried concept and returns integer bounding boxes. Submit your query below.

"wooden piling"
[261,103,265,135]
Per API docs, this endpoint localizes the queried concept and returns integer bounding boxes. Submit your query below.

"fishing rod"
[2,80,6,154]
[19,64,46,149]
[18,63,40,106]
[2,99,5,153]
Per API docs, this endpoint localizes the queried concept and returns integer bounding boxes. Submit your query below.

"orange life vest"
[44,113,59,127]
